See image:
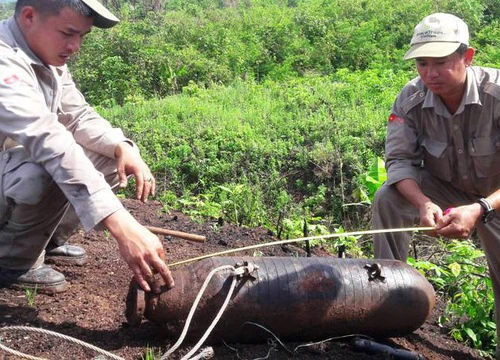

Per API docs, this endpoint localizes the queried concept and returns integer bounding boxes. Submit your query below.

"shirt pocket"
[469,136,500,178]
[2,148,31,175]
[421,137,452,182]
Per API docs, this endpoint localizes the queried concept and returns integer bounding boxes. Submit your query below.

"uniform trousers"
[372,169,500,358]
[0,146,119,270]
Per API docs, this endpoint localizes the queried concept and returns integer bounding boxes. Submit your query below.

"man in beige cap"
[0,0,174,294]
[372,12,500,357]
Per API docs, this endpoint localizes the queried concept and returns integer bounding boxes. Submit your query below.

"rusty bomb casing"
[126,256,435,344]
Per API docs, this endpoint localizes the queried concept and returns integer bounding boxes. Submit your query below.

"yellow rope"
[168,226,434,267]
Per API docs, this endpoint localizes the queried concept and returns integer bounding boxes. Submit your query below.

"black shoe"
[45,244,87,266]
[0,264,68,294]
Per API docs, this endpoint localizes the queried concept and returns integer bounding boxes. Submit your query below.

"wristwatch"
[477,198,495,223]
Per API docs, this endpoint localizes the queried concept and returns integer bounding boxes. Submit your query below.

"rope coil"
[0,326,125,360]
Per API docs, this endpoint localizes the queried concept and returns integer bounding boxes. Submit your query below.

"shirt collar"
[464,67,482,106]
[421,66,482,117]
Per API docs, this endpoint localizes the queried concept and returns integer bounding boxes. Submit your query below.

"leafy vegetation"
[0,1,13,18]
[141,346,162,360]
[71,0,497,106]
[410,240,496,357]
[100,72,402,234]
[24,286,38,308]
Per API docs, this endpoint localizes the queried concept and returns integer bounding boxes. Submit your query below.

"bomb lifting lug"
[234,261,259,280]
[364,262,386,282]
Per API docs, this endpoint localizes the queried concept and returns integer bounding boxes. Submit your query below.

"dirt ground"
[0,198,487,359]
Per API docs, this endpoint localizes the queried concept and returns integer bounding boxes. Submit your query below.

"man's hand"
[103,209,174,293]
[417,201,442,237]
[115,142,155,202]
[435,203,482,239]
[396,179,441,235]
[419,201,442,227]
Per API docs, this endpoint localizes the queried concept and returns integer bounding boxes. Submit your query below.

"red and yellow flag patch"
[2,74,20,85]
[388,113,404,124]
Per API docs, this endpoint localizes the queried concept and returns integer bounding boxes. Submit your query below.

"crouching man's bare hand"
[417,201,442,237]
[115,142,156,203]
[435,204,482,239]
[102,209,174,293]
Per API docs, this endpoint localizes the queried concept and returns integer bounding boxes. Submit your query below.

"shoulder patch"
[2,74,20,85]
[388,113,404,124]
[1,72,31,88]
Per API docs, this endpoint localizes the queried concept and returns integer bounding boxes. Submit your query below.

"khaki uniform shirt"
[385,66,500,197]
[0,17,125,231]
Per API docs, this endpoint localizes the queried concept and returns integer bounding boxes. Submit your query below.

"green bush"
[409,240,496,357]
[100,69,407,232]
[70,0,500,106]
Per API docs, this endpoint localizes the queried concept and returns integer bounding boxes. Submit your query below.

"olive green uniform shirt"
[386,66,500,196]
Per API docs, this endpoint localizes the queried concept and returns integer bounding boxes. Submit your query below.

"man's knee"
[373,183,403,210]
[3,162,54,205]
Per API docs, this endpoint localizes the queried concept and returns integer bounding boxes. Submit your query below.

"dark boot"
[44,203,87,266]
[0,264,68,294]
[45,244,87,266]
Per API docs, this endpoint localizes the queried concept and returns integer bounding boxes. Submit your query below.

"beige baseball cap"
[404,13,469,60]
[81,0,119,28]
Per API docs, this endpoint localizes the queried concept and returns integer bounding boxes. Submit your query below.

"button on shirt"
[385,66,500,197]
[0,17,125,231]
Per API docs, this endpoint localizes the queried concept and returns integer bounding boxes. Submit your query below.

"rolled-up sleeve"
[57,69,130,159]
[385,93,424,186]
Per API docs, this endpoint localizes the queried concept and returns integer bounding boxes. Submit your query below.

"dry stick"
[145,226,206,243]
[50,182,207,243]
[168,226,434,267]
[111,181,207,243]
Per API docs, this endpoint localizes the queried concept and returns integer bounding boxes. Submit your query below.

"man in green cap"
[372,12,500,357]
[0,0,174,294]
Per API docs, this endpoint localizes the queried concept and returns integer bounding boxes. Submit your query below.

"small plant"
[409,239,496,357]
[350,156,387,206]
[217,182,265,227]
[328,226,365,258]
[281,216,329,240]
[24,286,38,308]
[142,346,161,360]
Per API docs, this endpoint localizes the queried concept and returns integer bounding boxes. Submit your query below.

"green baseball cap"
[81,0,119,28]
